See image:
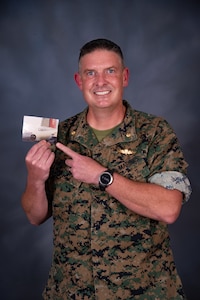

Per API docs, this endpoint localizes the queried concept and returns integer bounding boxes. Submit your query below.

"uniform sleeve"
[148,171,192,203]
[145,118,191,203]
[147,118,189,176]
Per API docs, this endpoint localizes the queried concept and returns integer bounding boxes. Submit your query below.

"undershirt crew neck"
[90,125,118,142]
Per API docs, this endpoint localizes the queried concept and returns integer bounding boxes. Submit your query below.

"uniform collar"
[69,100,137,148]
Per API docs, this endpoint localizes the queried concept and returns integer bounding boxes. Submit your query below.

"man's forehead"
[79,50,122,68]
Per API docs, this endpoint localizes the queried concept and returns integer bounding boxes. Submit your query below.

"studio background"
[1,1,199,299]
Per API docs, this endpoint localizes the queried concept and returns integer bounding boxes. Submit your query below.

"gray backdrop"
[1,0,200,299]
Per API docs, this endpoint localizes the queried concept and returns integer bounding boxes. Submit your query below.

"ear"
[74,73,83,90]
[122,67,129,87]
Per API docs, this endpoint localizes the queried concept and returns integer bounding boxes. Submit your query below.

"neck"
[87,103,126,130]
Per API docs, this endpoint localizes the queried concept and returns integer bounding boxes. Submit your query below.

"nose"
[95,72,107,86]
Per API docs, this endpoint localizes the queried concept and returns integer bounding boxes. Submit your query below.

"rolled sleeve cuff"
[148,171,192,203]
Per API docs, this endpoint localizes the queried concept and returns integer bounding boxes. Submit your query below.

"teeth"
[95,90,110,95]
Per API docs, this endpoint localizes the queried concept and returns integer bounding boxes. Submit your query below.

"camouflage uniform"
[43,100,191,300]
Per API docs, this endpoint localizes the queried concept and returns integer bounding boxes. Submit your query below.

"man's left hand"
[56,142,104,185]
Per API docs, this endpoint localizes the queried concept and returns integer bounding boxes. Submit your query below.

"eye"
[107,68,115,74]
[86,70,95,77]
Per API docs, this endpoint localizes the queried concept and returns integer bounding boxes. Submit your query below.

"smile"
[94,90,111,96]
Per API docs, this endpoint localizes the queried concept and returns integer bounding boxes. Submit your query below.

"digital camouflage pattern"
[43,101,188,299]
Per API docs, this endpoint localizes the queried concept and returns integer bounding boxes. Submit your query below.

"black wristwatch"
[99,169,114,191]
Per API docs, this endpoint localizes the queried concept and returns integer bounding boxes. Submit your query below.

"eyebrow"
[83,65,118,72]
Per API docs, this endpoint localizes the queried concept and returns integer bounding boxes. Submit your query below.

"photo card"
[22,115,59,144]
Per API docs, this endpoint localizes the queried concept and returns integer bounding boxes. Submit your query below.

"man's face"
[75,49,129,110]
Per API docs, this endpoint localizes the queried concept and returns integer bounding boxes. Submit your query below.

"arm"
[56,142,183,224]
[106,172,183,224]
[21,140,55,225]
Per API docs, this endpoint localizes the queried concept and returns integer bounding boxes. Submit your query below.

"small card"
[22,115,59,143]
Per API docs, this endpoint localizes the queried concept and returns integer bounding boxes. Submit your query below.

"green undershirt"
[91,126,117,142]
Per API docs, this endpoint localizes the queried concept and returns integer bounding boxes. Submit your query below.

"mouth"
[94,90,111,96]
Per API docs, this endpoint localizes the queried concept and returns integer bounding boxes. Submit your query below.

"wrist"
[99,169,114,191]
[26,176,46,190]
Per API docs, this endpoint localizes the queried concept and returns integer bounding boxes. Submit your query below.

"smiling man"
[21,38,191,299]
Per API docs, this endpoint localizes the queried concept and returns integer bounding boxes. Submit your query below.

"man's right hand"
[25,140,55,183]
[21,140,55,225]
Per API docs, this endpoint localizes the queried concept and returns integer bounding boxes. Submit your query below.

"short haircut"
[78,38,124,65]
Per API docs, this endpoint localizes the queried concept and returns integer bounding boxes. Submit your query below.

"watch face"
[99,170,114,191]
[101,172,112,185]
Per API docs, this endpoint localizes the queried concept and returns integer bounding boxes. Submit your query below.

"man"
[22,38,191,299]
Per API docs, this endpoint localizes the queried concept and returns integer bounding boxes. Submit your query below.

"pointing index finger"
[56,142,76,158]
